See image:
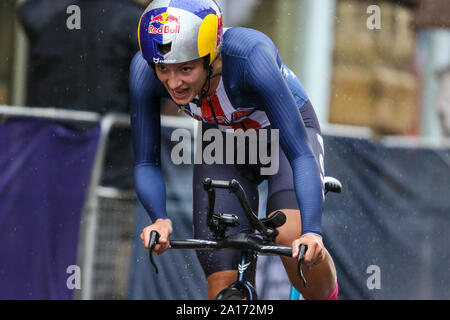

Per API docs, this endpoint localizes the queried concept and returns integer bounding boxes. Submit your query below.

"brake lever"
[297,244,308,287]
[148,230,160,274]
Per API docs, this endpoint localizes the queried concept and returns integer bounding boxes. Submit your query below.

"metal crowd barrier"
[0,105,130,300]
[0,105,197,300]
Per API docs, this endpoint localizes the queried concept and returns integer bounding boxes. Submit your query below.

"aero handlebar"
[148,230,308,286]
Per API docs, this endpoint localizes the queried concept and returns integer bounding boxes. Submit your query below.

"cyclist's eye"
[157,65,167,72]
[182,67,192,73]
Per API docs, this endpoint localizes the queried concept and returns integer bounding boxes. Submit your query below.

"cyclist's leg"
[266,105,338,299]
[268,209,337,300]
[193,125,260,300]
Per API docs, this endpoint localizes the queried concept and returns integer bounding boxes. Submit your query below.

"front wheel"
[215,281,256,300]
[216,288,248,300]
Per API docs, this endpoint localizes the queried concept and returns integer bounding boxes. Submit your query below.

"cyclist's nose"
[166,75,183,90]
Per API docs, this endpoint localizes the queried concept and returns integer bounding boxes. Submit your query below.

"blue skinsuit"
[129,27,324,237]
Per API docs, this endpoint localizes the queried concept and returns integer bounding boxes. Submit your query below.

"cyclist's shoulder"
[131,51,150,74]
[223,27,278,58]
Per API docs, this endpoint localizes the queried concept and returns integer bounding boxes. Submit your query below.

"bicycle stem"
[203,178,276,240]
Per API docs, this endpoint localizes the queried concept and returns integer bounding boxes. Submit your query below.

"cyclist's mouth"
[172,88,190,100]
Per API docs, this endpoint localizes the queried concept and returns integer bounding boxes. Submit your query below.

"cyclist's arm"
[245,43,324,237]
[130,52,169,223]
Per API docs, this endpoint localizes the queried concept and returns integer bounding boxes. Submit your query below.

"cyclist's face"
[155,58,207,105]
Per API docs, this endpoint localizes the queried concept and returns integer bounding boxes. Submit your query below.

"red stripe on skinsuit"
[230,117,262,131]
[201,94,229,125]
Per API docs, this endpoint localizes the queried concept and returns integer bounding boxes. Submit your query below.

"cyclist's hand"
[291,233,325,269]
[140,219,173,255]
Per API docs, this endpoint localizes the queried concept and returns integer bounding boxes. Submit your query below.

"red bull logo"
[148,12,181,34]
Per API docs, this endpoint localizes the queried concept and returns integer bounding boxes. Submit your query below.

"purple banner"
[0,118,100,299]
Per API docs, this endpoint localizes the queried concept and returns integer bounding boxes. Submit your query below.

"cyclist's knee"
[268,209,302,245]
[207,270,237,299]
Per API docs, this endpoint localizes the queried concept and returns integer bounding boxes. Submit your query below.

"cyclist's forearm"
[291,155,324,236]
[135,163,169,222]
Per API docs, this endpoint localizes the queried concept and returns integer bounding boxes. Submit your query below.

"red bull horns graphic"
[148,12,181,34]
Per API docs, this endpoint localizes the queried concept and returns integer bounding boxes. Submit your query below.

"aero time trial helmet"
[138,0,223,66]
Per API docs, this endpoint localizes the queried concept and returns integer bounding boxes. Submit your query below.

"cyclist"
[131,0,338,300]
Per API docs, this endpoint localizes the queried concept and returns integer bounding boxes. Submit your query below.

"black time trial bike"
[148,176,342,300]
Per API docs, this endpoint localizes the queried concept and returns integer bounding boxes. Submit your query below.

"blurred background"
[3,0,450,138]
[0,0,449,300]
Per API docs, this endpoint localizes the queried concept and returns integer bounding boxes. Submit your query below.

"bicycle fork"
[216,250,258,300]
